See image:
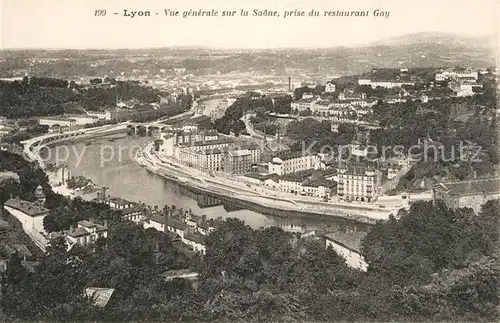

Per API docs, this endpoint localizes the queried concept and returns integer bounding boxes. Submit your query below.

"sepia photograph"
[0,0,499,321]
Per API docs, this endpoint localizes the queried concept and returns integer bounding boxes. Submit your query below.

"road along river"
[41,133,373,233]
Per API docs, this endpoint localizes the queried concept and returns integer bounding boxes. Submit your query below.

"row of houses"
[291,97,377,115]
[242,172,334,198]
[143,211,220,255]
[1,186,370,271]
[448,80,483,97]
[160,129,262,174]
[358,78,415,89]
[435,67,479,82]
[1,186,109,251]
[1,183,218,255]
[39,114,102,132]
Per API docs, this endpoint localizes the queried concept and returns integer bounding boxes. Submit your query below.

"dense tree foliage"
[214,93,292,135]
[0,77,169,119]
[43,198,122,233]
[1,199,498,321]
[0,151,52,202]
[286,118,357,153]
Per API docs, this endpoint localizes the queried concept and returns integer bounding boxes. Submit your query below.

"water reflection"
[44,134,372,233]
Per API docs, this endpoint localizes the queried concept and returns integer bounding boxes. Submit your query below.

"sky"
[1,0,499,49]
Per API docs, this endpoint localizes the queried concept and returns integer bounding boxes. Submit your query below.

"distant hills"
[371,32,498,49]
[0,32,496,77]
[332,32,498,71]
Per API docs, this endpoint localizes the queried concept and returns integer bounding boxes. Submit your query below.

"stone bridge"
[127,122,172,135]
[21,124,128,169]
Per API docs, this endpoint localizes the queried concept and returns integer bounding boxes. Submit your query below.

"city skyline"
[1,0,498,50]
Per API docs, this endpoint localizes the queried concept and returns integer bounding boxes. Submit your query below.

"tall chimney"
[263,125,267,150]
[163,207,168,233]
[101,187,107,201]
[288,77,291,92]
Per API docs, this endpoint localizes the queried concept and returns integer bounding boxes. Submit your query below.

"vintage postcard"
[0,0,499,322]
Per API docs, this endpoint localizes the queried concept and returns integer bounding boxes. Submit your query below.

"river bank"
[135,143,394,225]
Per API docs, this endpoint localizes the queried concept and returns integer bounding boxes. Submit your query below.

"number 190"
[95,9,107,16]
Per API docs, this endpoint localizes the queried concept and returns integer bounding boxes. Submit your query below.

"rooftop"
[342,165,371,176]
[228,149,251,157]
[280,169,314,182]
[193,138,234,146]
[324,231,367,253]
[4,198,49,217]
[2,243,33,258]
[121,206,142,215]
[85,288,115,308]
[241,142,261,150]
[149,215,188,230]
[185,232,207,245]
[437,178,500,197]
[243,172,280,181]
[201,147,228,155]
[0,171,19,183]
[65,114,99,119]
[78,220,107,230]
[64,221,107,238]
[108,197,133,207]
[39,115,75,122]
[275,151,307,161]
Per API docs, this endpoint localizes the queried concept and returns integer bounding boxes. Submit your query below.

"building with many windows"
[435,68,478,81]
[336,163,381,202]
[4,196,49,235]
[160,128,262,174]
[177,147,226,171]
[432,178,500,214]
[38,116,77,131]
[290,98,317,111]
[86,110,112,120]
[224,149,252,174]
[268,152,320,176]
[357,79,415,88]
[39,114,99,128]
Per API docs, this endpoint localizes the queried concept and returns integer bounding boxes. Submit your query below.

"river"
[42,132,371,234]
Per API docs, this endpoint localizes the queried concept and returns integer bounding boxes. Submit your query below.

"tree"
[0,178,20,217]
[201,218,261,281]
[273,96,292,114]
[106,221,156,267]
[0,252,31,318]
[362,200,499,288]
